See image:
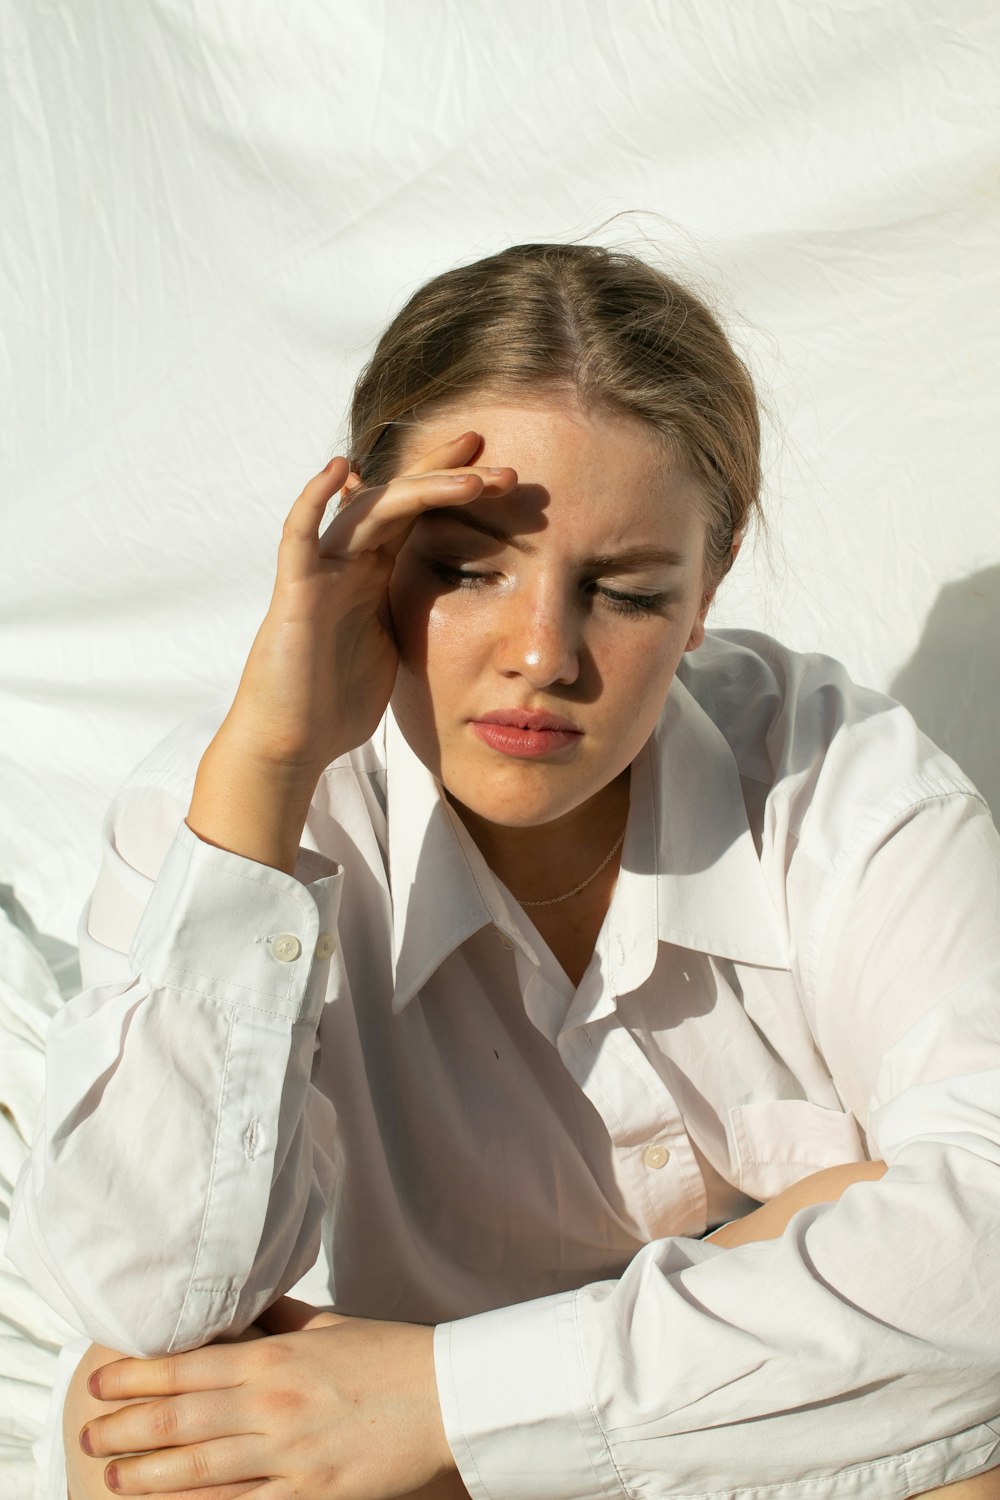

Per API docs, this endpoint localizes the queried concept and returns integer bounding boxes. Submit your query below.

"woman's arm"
[185,725,323,876]
[12,442,517,1359]
[704,1158,888,1248]
[64,1161,892,1500]
[7,749,344,1357]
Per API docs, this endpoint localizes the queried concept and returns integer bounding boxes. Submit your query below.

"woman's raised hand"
[221,432,516,777]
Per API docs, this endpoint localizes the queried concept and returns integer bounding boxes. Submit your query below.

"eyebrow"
[422,508,687,569]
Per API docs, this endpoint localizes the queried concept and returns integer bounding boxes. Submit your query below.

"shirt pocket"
[729,1097,868,1200]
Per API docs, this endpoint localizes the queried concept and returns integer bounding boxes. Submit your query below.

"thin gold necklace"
[517,826,627,907]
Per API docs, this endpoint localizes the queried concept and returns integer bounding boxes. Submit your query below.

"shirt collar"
[645,673,790,971]
[562,676,790,1030]
[385,674,789,1014]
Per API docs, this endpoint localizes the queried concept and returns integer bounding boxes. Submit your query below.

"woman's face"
[387,396,717,831]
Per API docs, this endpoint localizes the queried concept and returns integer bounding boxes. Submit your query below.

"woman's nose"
[492,584,580,687]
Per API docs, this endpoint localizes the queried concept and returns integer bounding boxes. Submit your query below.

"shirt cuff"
[129,816,343,1022]
[434,1288,626,1500]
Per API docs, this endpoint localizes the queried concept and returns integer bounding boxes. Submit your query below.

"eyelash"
[426,563,666,618]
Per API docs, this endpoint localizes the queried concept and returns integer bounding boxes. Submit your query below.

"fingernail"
[105,1464,119,1491]
[79,1426,93,1455]
[87,1371,101,1398]
[452,431,476,442]
[484,467,507,475]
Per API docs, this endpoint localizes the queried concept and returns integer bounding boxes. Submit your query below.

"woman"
[10,243,1000,1498]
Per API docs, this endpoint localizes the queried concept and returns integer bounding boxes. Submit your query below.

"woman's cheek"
[424,591,491,659]
[391,591,481,718]
[388,572,436,670]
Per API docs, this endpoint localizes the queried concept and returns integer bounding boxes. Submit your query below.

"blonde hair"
[348,241,763,584]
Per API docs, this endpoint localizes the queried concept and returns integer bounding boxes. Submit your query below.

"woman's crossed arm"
[64,1158,993,1500]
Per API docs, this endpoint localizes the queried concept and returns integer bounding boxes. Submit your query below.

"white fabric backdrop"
[1,2,999,1492]
[4,0,1000,956]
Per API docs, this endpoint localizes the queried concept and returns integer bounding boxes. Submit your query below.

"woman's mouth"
[469,710,583,760]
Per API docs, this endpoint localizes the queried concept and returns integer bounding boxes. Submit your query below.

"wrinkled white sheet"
[2,0,999,1491]
[0,900,80,1499]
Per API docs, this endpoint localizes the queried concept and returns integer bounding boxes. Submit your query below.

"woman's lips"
[475,708,582,731]
[469,711,583,759]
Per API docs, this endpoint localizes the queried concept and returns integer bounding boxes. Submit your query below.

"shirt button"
[269,934,302,962]
[314,933,336,959]
[642,1144,670,1170]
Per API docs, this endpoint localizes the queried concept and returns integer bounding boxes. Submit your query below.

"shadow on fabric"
[890,566,1000,825]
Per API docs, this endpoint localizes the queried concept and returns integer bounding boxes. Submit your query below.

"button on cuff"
[642,1143,670,1170]
[314,933,336,959]
[128,820,346,1021]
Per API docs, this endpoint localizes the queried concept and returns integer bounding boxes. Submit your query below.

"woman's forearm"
[706,1159,889,1249]
[186,727,321,876]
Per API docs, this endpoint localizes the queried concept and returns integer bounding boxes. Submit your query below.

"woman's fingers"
[278,433,515,570]
[396,430,481,475]
[83,1391,239,1459]
[277,455,352,564]
[98,1434,262,1495]
[331,433,483,525]
[285,433,478,547]
[319,462,516,562]
[90,1347,245,1401]
[286,455,351,533]
[123,1487,262,1499]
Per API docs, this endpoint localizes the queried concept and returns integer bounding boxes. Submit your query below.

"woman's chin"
[443,765,625,835]
[444,785,569,831]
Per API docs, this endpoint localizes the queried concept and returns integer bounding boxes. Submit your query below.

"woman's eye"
[427,561,496,588]
[592,585,666,618]
[427,561,666,617]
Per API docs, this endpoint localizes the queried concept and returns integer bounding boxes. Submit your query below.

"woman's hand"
[78,1297,457,1499]
[219,434,516,777]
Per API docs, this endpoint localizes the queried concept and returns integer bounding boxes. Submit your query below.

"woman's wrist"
[186,729,324,877]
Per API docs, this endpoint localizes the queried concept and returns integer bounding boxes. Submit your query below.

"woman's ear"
[685,530,742,651]
[685,588,715,652]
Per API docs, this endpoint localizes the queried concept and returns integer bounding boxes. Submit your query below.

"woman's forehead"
[403,403,708,557]
[403,394,654,455]
[400,400,699,501]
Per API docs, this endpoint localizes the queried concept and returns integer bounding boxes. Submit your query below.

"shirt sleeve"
[7,770,345,1359]
[434,785,1000,1499]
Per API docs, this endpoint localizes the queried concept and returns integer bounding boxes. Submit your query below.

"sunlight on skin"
[64,1310,466,1500]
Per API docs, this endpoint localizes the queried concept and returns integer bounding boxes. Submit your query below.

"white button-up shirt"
[10,630,1000,1498]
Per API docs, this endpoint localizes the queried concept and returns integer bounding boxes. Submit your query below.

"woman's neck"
[445,768,631,907]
